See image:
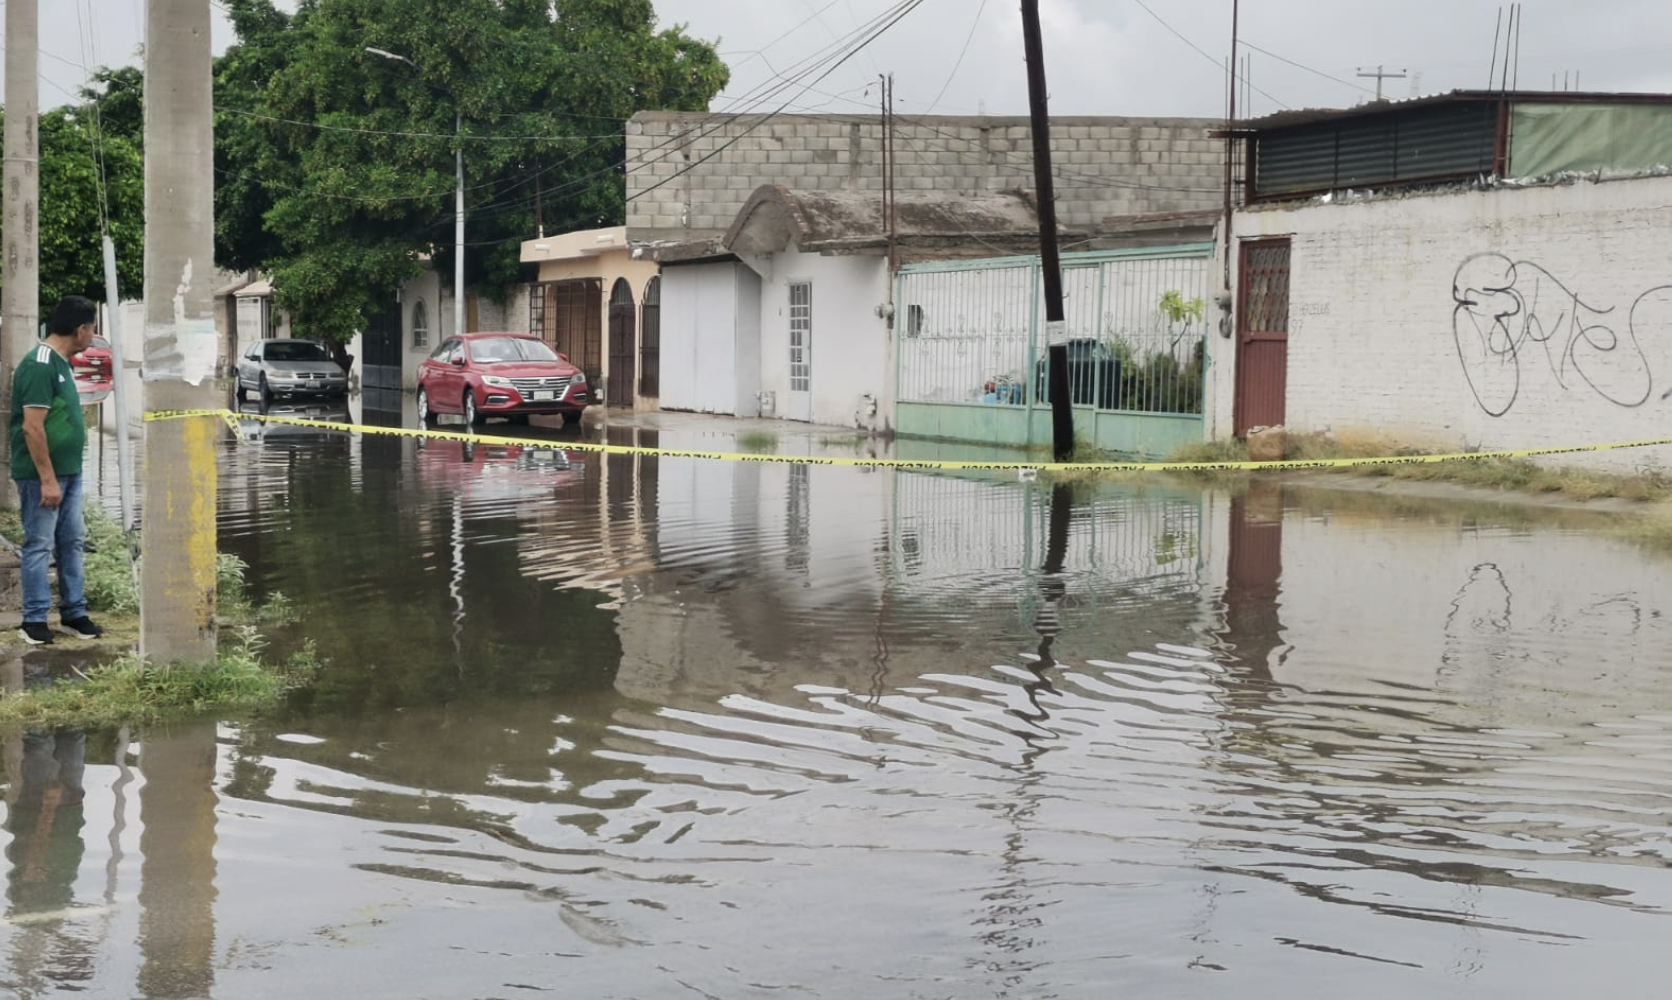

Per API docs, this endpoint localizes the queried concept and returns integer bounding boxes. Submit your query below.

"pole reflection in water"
[137,723,218,1000]
[450,491,467,669]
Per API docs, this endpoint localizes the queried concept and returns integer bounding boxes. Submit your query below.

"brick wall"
[626,112,1226,242]
[1214,175,1672,471]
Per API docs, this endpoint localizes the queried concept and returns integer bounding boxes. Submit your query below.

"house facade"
[652,185,1054,431]
[522,227,661,410]
[1214,91,1672,470]
[582,112,1227,430]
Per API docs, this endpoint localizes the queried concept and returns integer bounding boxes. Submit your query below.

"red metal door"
[607,278,637,407]
[1234,239,1291,436]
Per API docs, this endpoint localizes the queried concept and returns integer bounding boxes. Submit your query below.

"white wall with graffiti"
[1217,173,1672,470]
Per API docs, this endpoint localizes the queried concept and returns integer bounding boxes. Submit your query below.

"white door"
[787,281,813,422]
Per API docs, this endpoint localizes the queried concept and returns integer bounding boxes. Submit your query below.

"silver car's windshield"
[470,338,559,364]
[265,342,333,363]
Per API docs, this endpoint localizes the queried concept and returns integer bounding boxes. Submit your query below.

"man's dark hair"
[46,295,98,337]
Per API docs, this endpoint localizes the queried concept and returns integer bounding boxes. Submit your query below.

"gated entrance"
[639,277,661,399]
[535,278,603,389]
[361,299,403,392]
[607,278,637,407]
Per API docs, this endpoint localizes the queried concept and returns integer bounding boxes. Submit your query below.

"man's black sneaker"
[18,622,54,645]
[60,616,103,639]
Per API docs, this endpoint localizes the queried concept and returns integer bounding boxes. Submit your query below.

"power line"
[1128,0,1288,109]
[1238,39,1377,96]
[924,0,989,114]
[626,0,930,205]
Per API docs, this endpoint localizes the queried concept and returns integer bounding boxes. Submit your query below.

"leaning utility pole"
[1020,0,1073,460]
[2,0,41,474]
[142,0,220,662]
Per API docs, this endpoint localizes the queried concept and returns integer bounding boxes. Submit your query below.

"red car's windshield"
[469,337,559,364]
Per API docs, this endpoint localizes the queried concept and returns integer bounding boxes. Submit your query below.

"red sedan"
[73,335,114,403]
[416,333,589,427]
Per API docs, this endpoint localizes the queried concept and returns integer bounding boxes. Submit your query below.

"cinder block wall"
[626,113,1226,242]
[1216,175,1672,471]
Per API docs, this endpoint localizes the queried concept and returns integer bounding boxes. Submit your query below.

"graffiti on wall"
[1451,253,1670,417]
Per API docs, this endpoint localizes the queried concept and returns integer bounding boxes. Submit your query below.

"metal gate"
[607,278,637,407]
[639,277,661,398]
[361,299,403,391]
[537,278,603,389]
[894,244,1213,457]
[1234,239,1291,436]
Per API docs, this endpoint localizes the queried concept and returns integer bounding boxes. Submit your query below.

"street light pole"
[367,46,465,337]
[455,111,465,338]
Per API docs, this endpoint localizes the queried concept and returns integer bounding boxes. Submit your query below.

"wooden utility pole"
[3,0,41,474]
[1356,65,1408,101]
[142,0,220,661]
[1020,0,1073,460]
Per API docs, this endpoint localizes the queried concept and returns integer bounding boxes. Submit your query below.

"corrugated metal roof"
[1232,89,1672,134]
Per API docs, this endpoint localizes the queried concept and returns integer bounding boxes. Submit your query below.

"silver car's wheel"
[464,392,482,427]
[417,386,436,426]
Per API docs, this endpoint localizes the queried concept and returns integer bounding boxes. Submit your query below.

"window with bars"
[528,283,546,338]
[789,281,812,393]
[1242,243,1291,334]
[412,300,429,349]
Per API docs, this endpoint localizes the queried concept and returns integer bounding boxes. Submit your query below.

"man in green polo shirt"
[11,295,103,645]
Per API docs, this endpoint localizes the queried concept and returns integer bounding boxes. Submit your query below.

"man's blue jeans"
[15,475,87,624]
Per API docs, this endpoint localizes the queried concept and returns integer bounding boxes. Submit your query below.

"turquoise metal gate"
[895,244,1214,458]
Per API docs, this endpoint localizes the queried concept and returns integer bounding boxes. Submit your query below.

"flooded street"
[5,405,1672,998]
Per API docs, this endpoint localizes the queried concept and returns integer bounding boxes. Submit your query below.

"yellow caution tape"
[142,408,1672,474]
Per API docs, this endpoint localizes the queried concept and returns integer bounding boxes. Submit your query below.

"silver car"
[235,338,349,402]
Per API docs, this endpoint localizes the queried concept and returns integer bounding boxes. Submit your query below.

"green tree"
[0,104,145,312]
[214,0,728,344]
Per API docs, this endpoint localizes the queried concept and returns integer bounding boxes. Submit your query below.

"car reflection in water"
[235,398,354,453]
[414,436,587,504]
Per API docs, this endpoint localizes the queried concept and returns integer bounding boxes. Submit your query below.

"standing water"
[3,405,1672,999]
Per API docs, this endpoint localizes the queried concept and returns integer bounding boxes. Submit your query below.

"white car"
[235,339,349,402]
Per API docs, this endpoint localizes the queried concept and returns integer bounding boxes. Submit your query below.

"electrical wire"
[924,0,989,115]
[1128,0,1289,109]
[1239,39,1376,96]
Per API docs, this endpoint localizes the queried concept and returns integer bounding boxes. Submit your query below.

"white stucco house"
[646,185,1049,433]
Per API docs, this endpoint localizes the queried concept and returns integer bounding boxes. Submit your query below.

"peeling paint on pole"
[143,260,220,384]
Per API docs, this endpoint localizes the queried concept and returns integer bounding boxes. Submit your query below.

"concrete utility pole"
[142,0,220,662]
[3,0,41,474]
[1020,0,1073,460]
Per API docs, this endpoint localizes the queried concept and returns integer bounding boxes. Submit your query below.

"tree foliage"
[0,99,145,312]
[215,0,728,343]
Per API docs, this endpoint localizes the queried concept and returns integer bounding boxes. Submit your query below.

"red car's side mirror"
[450,357,466,367]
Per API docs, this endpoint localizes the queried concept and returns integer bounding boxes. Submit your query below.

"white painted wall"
[1218,174,1672,470]
[393,270,445,390]
[662,262,758,414]
[754,250,889,428]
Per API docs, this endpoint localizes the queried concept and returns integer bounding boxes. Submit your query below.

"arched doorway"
[607,278,637,407]
[639,277,661,399]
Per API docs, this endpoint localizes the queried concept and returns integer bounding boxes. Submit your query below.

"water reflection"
[5,421,1672,995]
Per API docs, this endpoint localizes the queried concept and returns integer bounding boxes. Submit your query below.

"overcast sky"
[10,0,1672,122]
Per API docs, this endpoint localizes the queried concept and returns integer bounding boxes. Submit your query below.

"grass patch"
[1156,431,1672,506]
[737,430,779,453]
[0,505,309,728]
[0,627,321,729]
